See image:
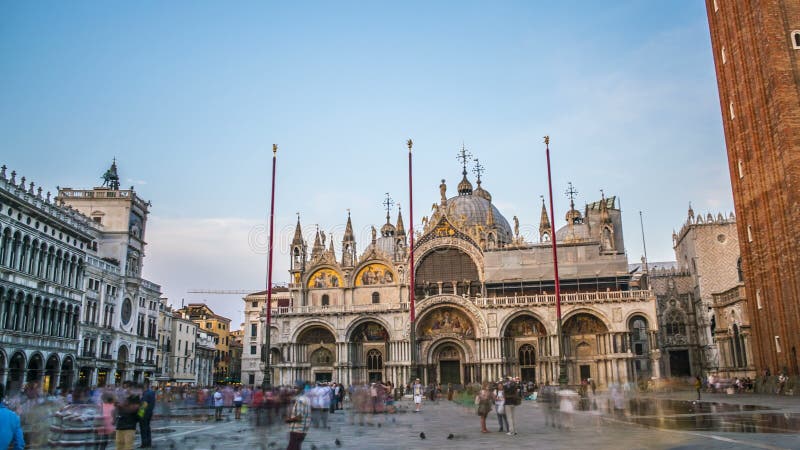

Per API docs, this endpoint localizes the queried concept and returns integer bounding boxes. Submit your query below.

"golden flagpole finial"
[272,144,278,155]
[543,135,550,145]
[407,138,413,151]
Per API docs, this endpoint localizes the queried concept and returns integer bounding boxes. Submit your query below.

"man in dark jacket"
[115,392,141,450]
[139,382,156,448]
[503,377,522,436]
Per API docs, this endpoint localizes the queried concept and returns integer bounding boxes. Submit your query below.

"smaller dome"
[457,175,473,195]
[565,208,582,224]
[380,222,396,237]
[474,184,492,202]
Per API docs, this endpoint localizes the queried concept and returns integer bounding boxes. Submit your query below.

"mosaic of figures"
[356,264,395,286]
[420,307,475,338]
[307,269,342,289]
[351,322,389,342]
[504,315,546,337]
[298,327,336,344]
[564,313,608,335]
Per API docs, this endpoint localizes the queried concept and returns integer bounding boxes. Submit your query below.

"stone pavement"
[131,393,800,450]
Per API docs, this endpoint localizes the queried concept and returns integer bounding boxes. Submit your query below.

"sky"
[0,1,733,329]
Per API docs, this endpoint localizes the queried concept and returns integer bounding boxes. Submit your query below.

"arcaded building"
[256,160,659,388]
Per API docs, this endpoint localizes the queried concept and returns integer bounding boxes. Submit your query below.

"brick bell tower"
[706,0,800,377]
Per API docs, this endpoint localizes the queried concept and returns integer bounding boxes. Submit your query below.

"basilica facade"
[246,162,660,388]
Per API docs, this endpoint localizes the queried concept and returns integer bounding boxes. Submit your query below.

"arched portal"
[116,345,129,384]
[297,326,336,383]
[44,354,59,393]
[563,313,608,384]
[60,356,74,391]
[7,352,25,393]
[414,247,480,298]
[434,343,463,385]
[348,320,389,383]
[502,314,547,383]
[629,315,650,381]
[26,353,43,383]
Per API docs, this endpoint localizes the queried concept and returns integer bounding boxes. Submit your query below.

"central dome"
[446,194,513,244]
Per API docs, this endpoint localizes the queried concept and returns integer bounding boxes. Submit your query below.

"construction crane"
[187,283,288,295]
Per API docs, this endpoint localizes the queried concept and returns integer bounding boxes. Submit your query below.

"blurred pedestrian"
[139,381,156,448]
[213,387,224,421]
[476,382,492,433]
[412,379,423,412]
[234,387,243,420]
[0,385,24,450]
[493,382,509,433]
[286,387,310,450]
[96,392,115,450]
[694,376,702,400]
[114,391,141,450]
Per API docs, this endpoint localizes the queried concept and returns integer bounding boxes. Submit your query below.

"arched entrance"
[435,343,463,385]
[116,345,129,385]
[348,320,389,383]
[629,315,650,381]
[61,356,74,391]
[418,306,477,385]
[563,313,608,384]
[297,326,336,383]
[26,353,43,384]
[7,352,25,393]
[502,314,547,383]
[44,354,59,393]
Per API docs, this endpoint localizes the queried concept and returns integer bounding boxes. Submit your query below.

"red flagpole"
[544,136,567,386]
[407,139,417,381]
[263,144,277,388]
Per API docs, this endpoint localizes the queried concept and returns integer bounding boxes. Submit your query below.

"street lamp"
[544,136,568,387]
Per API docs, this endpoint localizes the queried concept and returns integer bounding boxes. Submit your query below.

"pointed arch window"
[367,349,383,371]
[518,344,536,366]
[665,311,686,336]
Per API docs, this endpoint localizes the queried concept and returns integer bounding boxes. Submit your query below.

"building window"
[775,336,782,353]
[371,292,380,304]
[713,0,718,11]
[250,345,257,355]
[792,31,800,49]
[251,301,258,308]
[321,294,329,306]
[737,257,743,282]
[747,225,753,242]
[756,288,762,309]
[248,374,255,385]
[721,46,726,64]
[250,323,257,337]
[738,159,743,178]
[729,101,735,119]
[367,349,383,371]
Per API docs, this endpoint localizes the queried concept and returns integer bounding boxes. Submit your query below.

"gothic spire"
[539,196,552,241]
[291,213,304,246]
[343,210,355,242]
[396,204,406,237]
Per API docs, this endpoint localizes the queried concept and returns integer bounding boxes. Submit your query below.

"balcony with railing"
[270,290,653,316]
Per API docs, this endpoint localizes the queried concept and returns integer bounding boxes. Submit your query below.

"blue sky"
[0,1,732,327]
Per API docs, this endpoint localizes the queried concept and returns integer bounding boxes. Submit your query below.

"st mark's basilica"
[242,152,660,388]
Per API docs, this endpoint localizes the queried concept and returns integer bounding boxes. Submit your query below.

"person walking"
[115,391,141,450]
[0,385,24,450]
[493,382,509,433]
[139,381,156,448]
[504,377,521,435]
[286,387,311,450]
[96,392,115,450]
[412,378,423,412]
[234,387,244,420]
[213,387,224,421]
[476,382,493,433]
